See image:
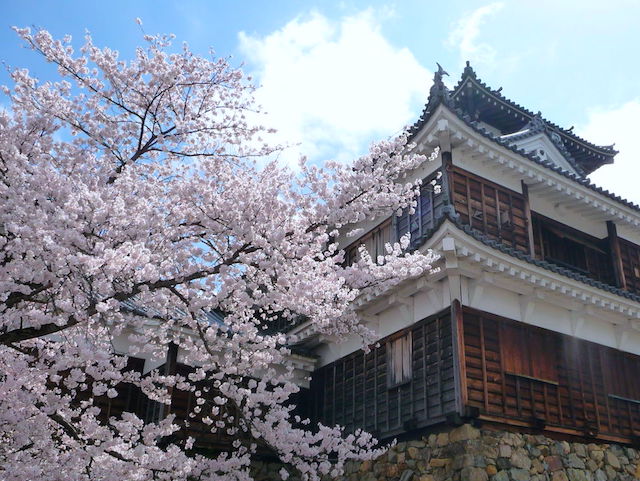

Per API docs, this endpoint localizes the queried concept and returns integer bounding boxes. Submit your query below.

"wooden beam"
[451,300,468,414]
[521,181,536,258]
[441,150,454,212]
[607,221,627,290]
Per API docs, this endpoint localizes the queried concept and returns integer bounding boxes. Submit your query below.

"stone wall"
[340,425,640,481]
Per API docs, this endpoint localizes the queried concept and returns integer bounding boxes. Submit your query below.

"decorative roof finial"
[463,60,477,79]
[525,112,546,131]
[426,62,453,108]
[435,62,449,83]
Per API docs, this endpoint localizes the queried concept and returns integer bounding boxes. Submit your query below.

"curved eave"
[414,103,640,224]
[450,75,618,166]
[429,219,640,326]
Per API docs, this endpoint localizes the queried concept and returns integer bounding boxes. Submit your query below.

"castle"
[298,62,640,449]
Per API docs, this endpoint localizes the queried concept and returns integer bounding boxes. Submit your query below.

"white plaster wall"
[512,135,578,176]
[462,275,640,356]
[529,193,608,239]
[614,223,640,247]
[315,279,449,367]
[452,148,523,193]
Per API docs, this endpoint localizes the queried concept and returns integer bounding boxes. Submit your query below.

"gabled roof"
[409,68,640,218]
[499,114,585,176]
[411,62,617,175]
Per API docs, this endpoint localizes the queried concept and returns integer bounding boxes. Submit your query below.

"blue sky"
[2,1,640,201]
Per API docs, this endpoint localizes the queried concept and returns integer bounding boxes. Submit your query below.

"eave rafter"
[444,225,640,325]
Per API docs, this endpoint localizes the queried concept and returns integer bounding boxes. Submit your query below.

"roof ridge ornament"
[429,62,452,103]
[463,60,477,79]
[526,112,547,131]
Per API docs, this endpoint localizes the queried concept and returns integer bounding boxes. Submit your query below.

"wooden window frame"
[386,332,412,389]
[396,171,440,244]
[499,319,559,385]
[344,219,392,266]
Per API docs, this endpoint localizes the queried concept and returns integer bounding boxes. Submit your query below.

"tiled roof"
[451,62,618,157]
[409,82,640,215]
[498,115,585,177]
[411,212,640,304]
[457,110,640,213]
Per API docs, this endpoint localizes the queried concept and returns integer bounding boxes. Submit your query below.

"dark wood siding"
[532,214,615,285]
[619,238,640,295]
[452,168,530,253]
[309,310,456,439]
[345,172,444,266]
[94,357,147,423]
[396,171,445,247]
[463,307,640,443]
[345,219,393,266]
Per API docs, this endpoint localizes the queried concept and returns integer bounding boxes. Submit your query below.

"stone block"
[552,472,569,481]
[589,450,604,463]
[545,456,564,472]
[450,424,481,443]
[460,467,489,481]
[594,469,606,481]
[503,433,524,447]
[436,433,450,447]
[482,445,498,459]
[566,468,589,481]
[486,465,497,476]
[499,445,512,458]
[429,458,451,468]
[407,447,421,460]
[573,444,587,458]
[604,465,617,479]
[564,454,586,470]
[509,468,530,481]
[510,451,532,470]
[496,458,511,471]
[531,459,544,474]
[605,451,621,470]
[359,460,371,473]
[385,464,399,477]
[492,471,509,481]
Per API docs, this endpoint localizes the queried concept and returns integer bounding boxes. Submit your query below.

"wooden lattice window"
[387,332,412,388]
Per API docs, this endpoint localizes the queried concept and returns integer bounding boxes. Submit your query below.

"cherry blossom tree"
[0,25,438,481]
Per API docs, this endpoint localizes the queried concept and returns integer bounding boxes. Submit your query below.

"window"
[540,224,588,273]
[602,350,640,401]
[344,220,392,266]
[387,332,412,388]
[396,172,441,245]
[500,322,558,383]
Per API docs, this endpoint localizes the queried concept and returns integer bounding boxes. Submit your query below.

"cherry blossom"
[0,26,438,480]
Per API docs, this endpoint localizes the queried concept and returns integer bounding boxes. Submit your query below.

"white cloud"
[446,2,504,66]
[238,10,431,166]
[582,100,640,204]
